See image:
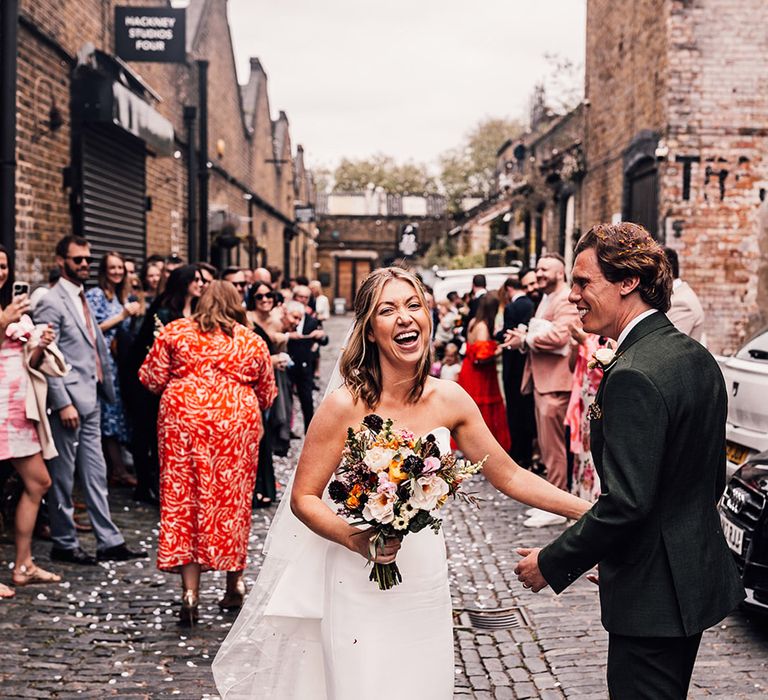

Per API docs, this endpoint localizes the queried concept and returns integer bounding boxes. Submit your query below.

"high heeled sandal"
[12,564,62,586]
[179,589,199,626]
[218,577,247,611]
[0,582,15,599]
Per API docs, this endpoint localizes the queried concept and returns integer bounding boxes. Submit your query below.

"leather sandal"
[0,582,15,599]
[12,563,62,586]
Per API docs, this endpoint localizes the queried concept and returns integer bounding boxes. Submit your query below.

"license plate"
[720,513,744,555]
[726,441,751,466]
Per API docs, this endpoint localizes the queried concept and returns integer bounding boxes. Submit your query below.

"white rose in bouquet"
[364,447,396,473]
[363,491,396,524]
[409,475,450,511]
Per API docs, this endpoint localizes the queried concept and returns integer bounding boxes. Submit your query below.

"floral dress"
[564,334,605,502]
[139,319,277,572]
[85,287,130,443]
[0,317,41,460]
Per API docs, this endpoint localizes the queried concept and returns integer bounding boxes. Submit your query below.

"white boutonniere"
[588,347,618,371]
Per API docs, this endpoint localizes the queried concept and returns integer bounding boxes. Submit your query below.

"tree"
[438,116,524,211]
[332,154,436,194]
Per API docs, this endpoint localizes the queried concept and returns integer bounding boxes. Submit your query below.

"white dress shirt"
[617,309,657,348]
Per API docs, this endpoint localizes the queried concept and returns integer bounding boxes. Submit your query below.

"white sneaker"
[524,507,540,517]
[523,512,568,528]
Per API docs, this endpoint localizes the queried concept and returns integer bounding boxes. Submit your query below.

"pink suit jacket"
[521,285,580,394]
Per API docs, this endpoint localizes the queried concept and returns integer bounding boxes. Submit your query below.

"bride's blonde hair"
[339,267,432,408]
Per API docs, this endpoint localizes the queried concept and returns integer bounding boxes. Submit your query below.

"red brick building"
[4,0,316,286]
[583,0,768,353]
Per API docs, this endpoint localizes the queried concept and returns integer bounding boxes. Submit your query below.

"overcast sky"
[226,0,586,170]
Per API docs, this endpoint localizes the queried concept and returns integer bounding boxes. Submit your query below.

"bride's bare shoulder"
[314,385,361,426]
[427,375,469,399]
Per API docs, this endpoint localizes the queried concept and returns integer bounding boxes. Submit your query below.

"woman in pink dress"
[457,294,511,451]
[0,245,61,598]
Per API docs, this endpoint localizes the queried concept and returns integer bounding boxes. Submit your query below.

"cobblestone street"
[2,314,767,699]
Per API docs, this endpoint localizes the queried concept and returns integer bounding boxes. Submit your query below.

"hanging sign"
[115,7,186,63]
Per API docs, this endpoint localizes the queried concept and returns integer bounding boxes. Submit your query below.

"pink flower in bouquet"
[422,456,441,475]
[377,473,397,496]
[410,475,450,511]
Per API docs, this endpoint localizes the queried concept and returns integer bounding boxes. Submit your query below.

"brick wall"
[661,0,768,352]
[584,0,768,353]
[12,0,312,282]
[583,0,668,227]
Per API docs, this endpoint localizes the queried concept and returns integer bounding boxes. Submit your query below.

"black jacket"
[538,313,744,637]
[287,315,328,371]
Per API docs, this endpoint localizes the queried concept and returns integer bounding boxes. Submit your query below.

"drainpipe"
[0,0,19,266]
[183,105,197,263]
[196,60,209,263]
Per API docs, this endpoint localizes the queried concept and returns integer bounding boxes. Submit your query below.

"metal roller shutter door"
[81,125,146,264]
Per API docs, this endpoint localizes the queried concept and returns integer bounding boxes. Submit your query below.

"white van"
[431,265,523,301]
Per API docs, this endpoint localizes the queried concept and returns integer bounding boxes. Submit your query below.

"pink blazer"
[521,285,580,394]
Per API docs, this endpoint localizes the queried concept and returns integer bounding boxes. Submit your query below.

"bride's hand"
[348,530,401,564]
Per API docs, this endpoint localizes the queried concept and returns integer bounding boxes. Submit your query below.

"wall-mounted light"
[216,138,226,159]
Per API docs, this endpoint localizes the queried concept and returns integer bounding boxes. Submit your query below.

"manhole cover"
[453,607,529,630]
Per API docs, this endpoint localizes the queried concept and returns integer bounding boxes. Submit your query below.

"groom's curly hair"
[340,266,433,409]
[575,222,673,312]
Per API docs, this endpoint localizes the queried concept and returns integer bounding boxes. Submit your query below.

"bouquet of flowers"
[328,414,486,590]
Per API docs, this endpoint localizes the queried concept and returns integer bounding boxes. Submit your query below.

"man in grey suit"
[515,223,743,698]
[35,235,146,565]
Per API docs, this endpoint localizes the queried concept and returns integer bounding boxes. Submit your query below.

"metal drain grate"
[453,606,529,630]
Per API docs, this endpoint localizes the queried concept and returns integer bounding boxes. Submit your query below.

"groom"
[515,222,744,698]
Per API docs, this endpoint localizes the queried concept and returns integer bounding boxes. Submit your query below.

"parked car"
[430,265,522,302]
[718,451,768,612]
[716,327,768,612]
[715,327,768,481]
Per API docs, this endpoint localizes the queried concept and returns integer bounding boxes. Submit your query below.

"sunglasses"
[231,281,247,288]
[253,292,275,301]
[67,255,94,265]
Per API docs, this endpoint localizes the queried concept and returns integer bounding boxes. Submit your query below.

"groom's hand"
[514,548,548,592]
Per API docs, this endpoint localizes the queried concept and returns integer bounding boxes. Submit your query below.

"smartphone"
[12,281,30,297]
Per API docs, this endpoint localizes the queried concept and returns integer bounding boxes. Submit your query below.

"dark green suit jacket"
[538,313,744,637]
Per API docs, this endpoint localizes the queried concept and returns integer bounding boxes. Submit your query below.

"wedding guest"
[309,280,330,321]
[458,294,511,451]
[127,265,203,504]
[516,222,744,699]
[286,299,328,433]
[197,262,218,288]
[222,267,248,303]
[564,325,608,502]
[664,247,705,342]
[34,235,147,564]
[498,272,536,467]
[438,341,462,381]
[506,254,580,515]
[85,252,141,488]
[140,259,163,306]
[139,281,277,623]
[0,245,62,596]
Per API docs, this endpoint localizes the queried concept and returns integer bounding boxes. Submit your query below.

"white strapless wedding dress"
[213,427,454,699]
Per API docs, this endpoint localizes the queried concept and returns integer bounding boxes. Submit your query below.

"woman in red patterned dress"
[457,293,511,451]
[139,281,277,624]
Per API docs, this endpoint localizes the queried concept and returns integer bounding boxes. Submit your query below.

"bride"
[213,267,591,699]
